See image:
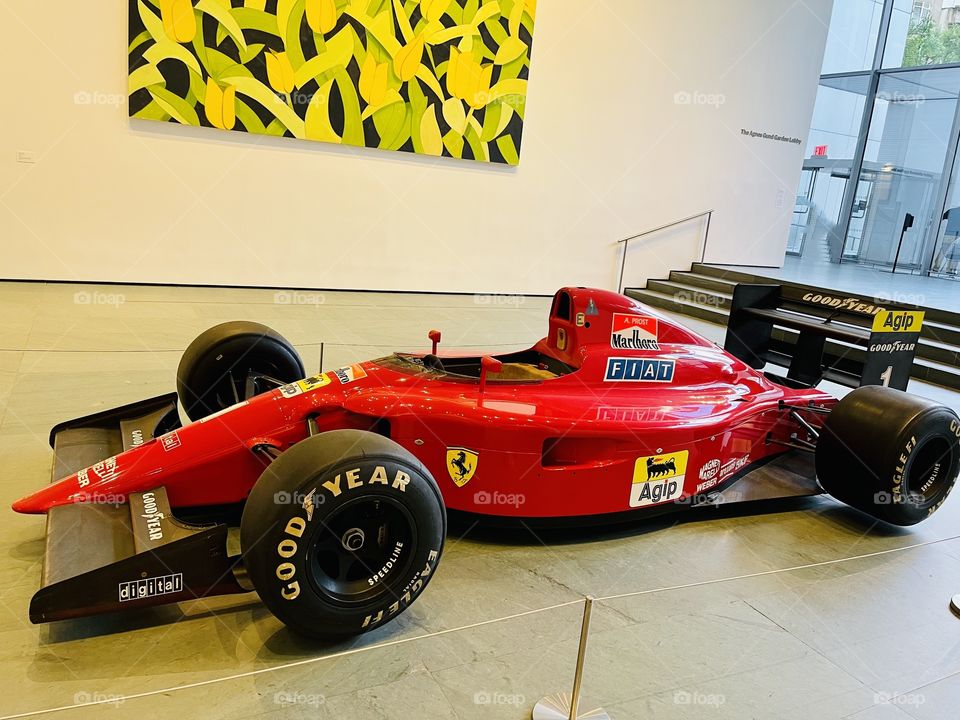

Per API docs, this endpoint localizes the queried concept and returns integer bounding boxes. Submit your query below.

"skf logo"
[630,450,687,507]
[446,447,478,487]
[872,310,924,334]
[605,357,675,382]
[610,313,659,350]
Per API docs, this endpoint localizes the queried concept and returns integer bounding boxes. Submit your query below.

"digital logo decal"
[631,450,687,507]
[610,313,659,350]
[605,358,675,382]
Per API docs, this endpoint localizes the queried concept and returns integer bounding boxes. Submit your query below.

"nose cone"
[11,482,76,514]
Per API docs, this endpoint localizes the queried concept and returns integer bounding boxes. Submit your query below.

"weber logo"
[610,313,659,350]
[118,573,183,602]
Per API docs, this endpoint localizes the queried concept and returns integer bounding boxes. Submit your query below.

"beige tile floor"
[0,281,958,720]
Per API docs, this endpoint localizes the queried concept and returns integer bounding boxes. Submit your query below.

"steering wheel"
[423,354,445,372]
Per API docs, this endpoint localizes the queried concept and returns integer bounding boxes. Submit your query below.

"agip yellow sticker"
[872,310,924,334]
[279,374,332,398]
[630,450,688,508]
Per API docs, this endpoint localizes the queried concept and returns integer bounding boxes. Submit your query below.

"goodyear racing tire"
[816,386,960,526]
[177,321,304,421]
[240,430,446,640]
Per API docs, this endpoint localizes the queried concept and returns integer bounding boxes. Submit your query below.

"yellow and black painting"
[128,0,536,164]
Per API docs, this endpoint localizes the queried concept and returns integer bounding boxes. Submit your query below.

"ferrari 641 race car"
[13,285,960,639]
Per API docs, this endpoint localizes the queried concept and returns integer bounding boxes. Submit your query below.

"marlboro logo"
[610,313,659,350]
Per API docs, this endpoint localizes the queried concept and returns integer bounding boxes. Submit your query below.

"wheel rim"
[305,495,417,605]
[906,436,954,506]
[201,359,288,414]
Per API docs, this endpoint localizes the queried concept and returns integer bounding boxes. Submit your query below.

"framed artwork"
[128,0,536,164]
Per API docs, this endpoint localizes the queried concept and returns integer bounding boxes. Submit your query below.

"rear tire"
[816,386,960,526]
[177,321,304,421]
[240,430,446,640]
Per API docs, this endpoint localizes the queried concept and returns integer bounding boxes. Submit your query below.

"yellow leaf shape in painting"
[305,78,341,143]
[205,78,236,130]
[160,0,196,43]
[442,97,467,135]
[394,34,425,82]
[525,0,536,20]
[306,0,339,34]
[245,0,267,9]
[447,49,493,109]
[419,104,443,155]
[266,51,296,94]
[494,35,526,65]
[446,47,462,99]
[508,0,523,36]
[359,53,390,106]
[420,0,452,22]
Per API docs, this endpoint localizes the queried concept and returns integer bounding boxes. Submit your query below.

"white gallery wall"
[0,1,832,294]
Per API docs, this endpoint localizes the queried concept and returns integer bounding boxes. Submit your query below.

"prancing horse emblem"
[446,447,479,487]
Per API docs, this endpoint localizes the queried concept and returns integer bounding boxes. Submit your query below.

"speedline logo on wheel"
[630,450,687,507]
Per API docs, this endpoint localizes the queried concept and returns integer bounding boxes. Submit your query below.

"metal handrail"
[616,209,713,293]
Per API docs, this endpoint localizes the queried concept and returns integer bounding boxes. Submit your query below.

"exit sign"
[814,145,828,157]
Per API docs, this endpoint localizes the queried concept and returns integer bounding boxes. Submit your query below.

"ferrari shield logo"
[446,447,478,487]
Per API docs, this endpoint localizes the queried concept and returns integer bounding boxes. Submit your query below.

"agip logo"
[610,313,659,350]
[871,310,924,334]
[630,450,687,508]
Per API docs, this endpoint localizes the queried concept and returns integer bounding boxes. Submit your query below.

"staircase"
[625,263,960,391]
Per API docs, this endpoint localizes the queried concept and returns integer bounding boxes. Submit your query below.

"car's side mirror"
[428,329,441,355]
[479,356,503,395]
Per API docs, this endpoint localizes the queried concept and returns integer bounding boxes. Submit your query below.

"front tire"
[240,430,446,640]
[816,386,960,525]
[177,321,304,421]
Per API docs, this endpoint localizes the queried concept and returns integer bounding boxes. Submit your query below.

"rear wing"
[723,284,924,391]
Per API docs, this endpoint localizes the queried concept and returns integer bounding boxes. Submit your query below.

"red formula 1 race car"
[13,286,960,639]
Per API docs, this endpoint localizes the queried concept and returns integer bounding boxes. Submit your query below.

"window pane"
[789,76,870,257]
[821,0,885,73]
[843,67,960,272]
[884,0,960,68]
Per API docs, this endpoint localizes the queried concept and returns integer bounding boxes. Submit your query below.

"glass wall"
[821,0,885,73]
[792,0,960,279]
